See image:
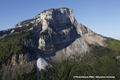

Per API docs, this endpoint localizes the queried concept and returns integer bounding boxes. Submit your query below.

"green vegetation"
[107,38,120,53]
[17,38,120,80]
[0,32,30,64]
[36,38,120,80]
[0,32,31,80]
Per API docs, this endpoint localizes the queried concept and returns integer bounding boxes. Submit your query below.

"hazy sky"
[0,0,120,40]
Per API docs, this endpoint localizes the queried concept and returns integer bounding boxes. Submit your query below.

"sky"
[0,0,120,40]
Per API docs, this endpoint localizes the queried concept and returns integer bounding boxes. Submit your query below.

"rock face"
[35,8,76,50]
[31,8,106,62]
[0,8,107,79]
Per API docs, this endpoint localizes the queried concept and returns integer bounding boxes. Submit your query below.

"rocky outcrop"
[3,53,35,66]
[1,44,36,80]
[2,61,35,80]
[15,19,35,28]
[37,57,51,71]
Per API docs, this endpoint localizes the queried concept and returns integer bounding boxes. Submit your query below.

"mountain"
[0,8,120,80]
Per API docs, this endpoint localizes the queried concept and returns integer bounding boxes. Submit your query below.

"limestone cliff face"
[32,8,106,61]
[0,7,107,79]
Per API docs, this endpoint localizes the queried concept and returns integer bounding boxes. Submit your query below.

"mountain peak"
[16,7,75,28]
[35,7,75,28]
[37,7,73,15]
